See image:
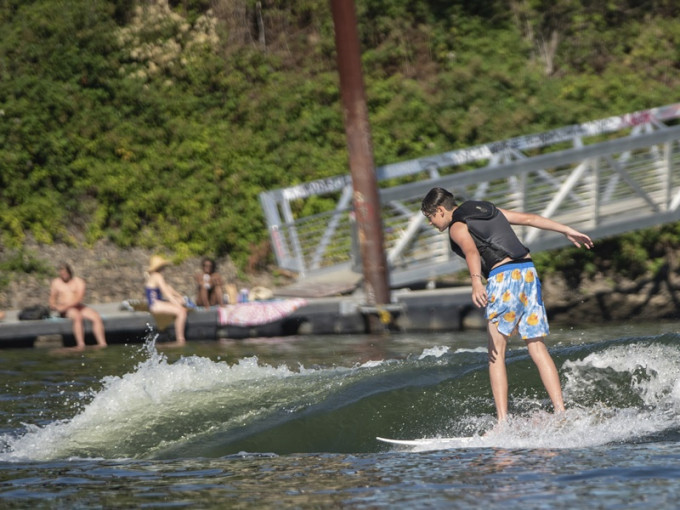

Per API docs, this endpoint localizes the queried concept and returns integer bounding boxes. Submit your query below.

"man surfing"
[421,187,593,422]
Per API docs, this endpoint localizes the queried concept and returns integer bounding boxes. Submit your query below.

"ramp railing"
[259,104,680,286]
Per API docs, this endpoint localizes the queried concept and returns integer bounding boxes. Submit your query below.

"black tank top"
[448,201,530,277]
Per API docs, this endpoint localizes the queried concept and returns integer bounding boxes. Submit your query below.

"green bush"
[1,0,680,273]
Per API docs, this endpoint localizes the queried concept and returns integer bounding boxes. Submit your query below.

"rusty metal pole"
[330,0,391,318]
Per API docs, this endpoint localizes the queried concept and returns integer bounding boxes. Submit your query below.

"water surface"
[1,321,680,508]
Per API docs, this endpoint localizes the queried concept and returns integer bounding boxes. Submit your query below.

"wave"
[2,333,680,460]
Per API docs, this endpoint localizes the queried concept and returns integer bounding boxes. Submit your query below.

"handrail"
[260,104,680,286]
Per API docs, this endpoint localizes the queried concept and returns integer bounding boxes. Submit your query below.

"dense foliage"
[1,0,679,275]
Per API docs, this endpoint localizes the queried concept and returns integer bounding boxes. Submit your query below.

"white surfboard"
[376,436,476,447]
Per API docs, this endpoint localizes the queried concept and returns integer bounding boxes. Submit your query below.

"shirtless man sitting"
[49,263,107,350]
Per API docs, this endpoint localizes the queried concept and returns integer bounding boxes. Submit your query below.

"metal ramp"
[261,103,680,295]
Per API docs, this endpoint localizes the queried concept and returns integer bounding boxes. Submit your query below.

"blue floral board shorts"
[485,260,549,339]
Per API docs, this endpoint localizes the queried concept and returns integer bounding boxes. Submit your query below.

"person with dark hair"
[49,263,107,350]
[194,257,225,307]
[421,187,593,423]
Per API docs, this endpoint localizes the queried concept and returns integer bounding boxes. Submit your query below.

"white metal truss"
[259,103,680,286]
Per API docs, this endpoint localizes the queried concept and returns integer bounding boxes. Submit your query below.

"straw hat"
[148,255,172,272]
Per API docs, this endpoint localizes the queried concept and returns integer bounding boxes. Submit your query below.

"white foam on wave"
[496,341,680,449]
[0,341,365,462]
[418,346,450,359]
[407,341,680,451]
[453,346,487,354]
[563,342,680,410]
[6,337,678,459]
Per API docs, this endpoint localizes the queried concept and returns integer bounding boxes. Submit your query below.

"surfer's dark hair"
[421,187,458,216]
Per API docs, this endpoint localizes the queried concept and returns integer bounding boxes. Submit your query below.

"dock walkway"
[0,287,482,349]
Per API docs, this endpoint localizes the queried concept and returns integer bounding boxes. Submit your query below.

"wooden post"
[330,0,391,329]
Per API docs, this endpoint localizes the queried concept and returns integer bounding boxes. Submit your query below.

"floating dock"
[0,287,483,349]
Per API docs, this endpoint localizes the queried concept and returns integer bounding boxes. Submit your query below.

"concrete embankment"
[0,287,484,349]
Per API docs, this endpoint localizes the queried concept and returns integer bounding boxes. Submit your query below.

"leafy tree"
[1,0,679,276]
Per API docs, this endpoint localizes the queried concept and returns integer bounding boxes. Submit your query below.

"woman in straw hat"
[145,255,187,345]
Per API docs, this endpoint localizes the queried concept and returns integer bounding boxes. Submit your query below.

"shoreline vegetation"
[2,1,680,322]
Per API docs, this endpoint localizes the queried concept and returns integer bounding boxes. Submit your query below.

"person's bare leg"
[64,309,86,350]
[72,319,85,349]
[487,322,509,422]
[210,285,224,306]
[525,337,565,413]
[174,306,187,344]
[151,302,187,346]
[197,286,209,308]
[82,308,107,347]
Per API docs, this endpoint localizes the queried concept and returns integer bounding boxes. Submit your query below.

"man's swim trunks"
[485,260,549,339]
[59,303,86,318]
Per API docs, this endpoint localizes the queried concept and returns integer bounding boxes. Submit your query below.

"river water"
[2,320,680,508]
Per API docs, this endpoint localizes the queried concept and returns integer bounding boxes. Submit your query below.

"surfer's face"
[425,206,449,232]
